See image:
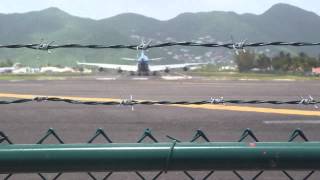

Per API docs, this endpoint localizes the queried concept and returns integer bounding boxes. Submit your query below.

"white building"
[12,67,40,74]
[40,67,76,73]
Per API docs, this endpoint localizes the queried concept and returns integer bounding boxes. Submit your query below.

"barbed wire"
[0,128,315,180]
[1,41,320,51]
[0,96,318,107]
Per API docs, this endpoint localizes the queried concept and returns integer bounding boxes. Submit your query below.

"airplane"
[77,40,206,76]
[0,63,21,74]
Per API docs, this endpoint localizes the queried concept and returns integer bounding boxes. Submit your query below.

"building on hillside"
[312,67,320,75]
[12,67,40,74]
[219,65,237,71]
[40,67,76,73]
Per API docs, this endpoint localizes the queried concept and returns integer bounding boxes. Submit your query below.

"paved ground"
[0,76,320,180]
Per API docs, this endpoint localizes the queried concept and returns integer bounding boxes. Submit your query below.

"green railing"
[0,128,317,180]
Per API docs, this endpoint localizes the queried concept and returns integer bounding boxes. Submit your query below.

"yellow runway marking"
[172,104,320,117]
[1,92,320,117]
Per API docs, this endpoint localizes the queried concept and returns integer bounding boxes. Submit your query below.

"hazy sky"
[0,0,319,20]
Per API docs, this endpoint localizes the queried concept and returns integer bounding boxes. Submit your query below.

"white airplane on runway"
[77,40,206,76]
[0,63,21,74]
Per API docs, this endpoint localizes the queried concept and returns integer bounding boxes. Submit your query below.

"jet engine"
[183,66,189,71]
[164,67,170,73]
[98,67,105,72]
[117,68,123,73]
[152,71,158,76]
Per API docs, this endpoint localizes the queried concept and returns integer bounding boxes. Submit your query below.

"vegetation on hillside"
[235,51,320,73]
[0,59,13,67]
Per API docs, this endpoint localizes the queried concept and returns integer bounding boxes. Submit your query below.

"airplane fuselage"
[137,59,150,75]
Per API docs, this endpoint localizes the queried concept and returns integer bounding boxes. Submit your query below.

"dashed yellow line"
[1,92,320,117]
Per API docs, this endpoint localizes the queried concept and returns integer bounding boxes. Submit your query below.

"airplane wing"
[149,58,163,61]
[121,58,137,61]
[77,62,137,72]
[149,63,206,72]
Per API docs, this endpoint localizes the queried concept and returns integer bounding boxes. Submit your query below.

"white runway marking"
[36,77,66,81]
[272,79,296,82]
[132,77,149,80]
[96,77,117,81]
[239,79,259,81]
[161,76,192,80]
[9,80,25,82]
[264,120,320,124]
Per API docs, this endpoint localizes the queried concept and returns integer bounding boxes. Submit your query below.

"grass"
[188,71,320,80]
[0,73,87,81]
[1,71,319,81]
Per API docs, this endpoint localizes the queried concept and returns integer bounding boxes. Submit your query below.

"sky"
[0,0,319,20]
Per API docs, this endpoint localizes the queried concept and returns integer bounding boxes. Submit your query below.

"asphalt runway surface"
[0,75,320,180]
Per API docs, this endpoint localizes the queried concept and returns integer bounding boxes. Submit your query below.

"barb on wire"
[120,95,135,111]
[1,41,320,50]
[231,36,247,55]
[29,39,55,53]
[210,97,224,104]
[300,95,318,108]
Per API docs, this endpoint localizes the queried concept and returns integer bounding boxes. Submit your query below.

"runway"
[0,76,320,179]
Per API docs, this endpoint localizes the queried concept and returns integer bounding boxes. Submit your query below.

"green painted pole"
[0,142,320,173]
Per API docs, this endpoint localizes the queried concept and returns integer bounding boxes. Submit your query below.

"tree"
[272,52,291,72]
[0,59,14,67]
[256,54,271,70]
[235,51,255,72]
[235,51,319,73]
[271,52,320,73]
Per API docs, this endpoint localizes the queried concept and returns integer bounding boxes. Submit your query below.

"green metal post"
[0,142,320,173]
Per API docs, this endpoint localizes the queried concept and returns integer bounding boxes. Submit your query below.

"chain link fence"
[0,128,317,180]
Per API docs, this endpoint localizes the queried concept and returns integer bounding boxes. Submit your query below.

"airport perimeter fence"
[0,128,319,180]
[1,40,320,180]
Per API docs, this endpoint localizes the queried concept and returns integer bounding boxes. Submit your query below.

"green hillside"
[0,3,319,67]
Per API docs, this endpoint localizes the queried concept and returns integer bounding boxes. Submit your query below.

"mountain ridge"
[0,3,319,67]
